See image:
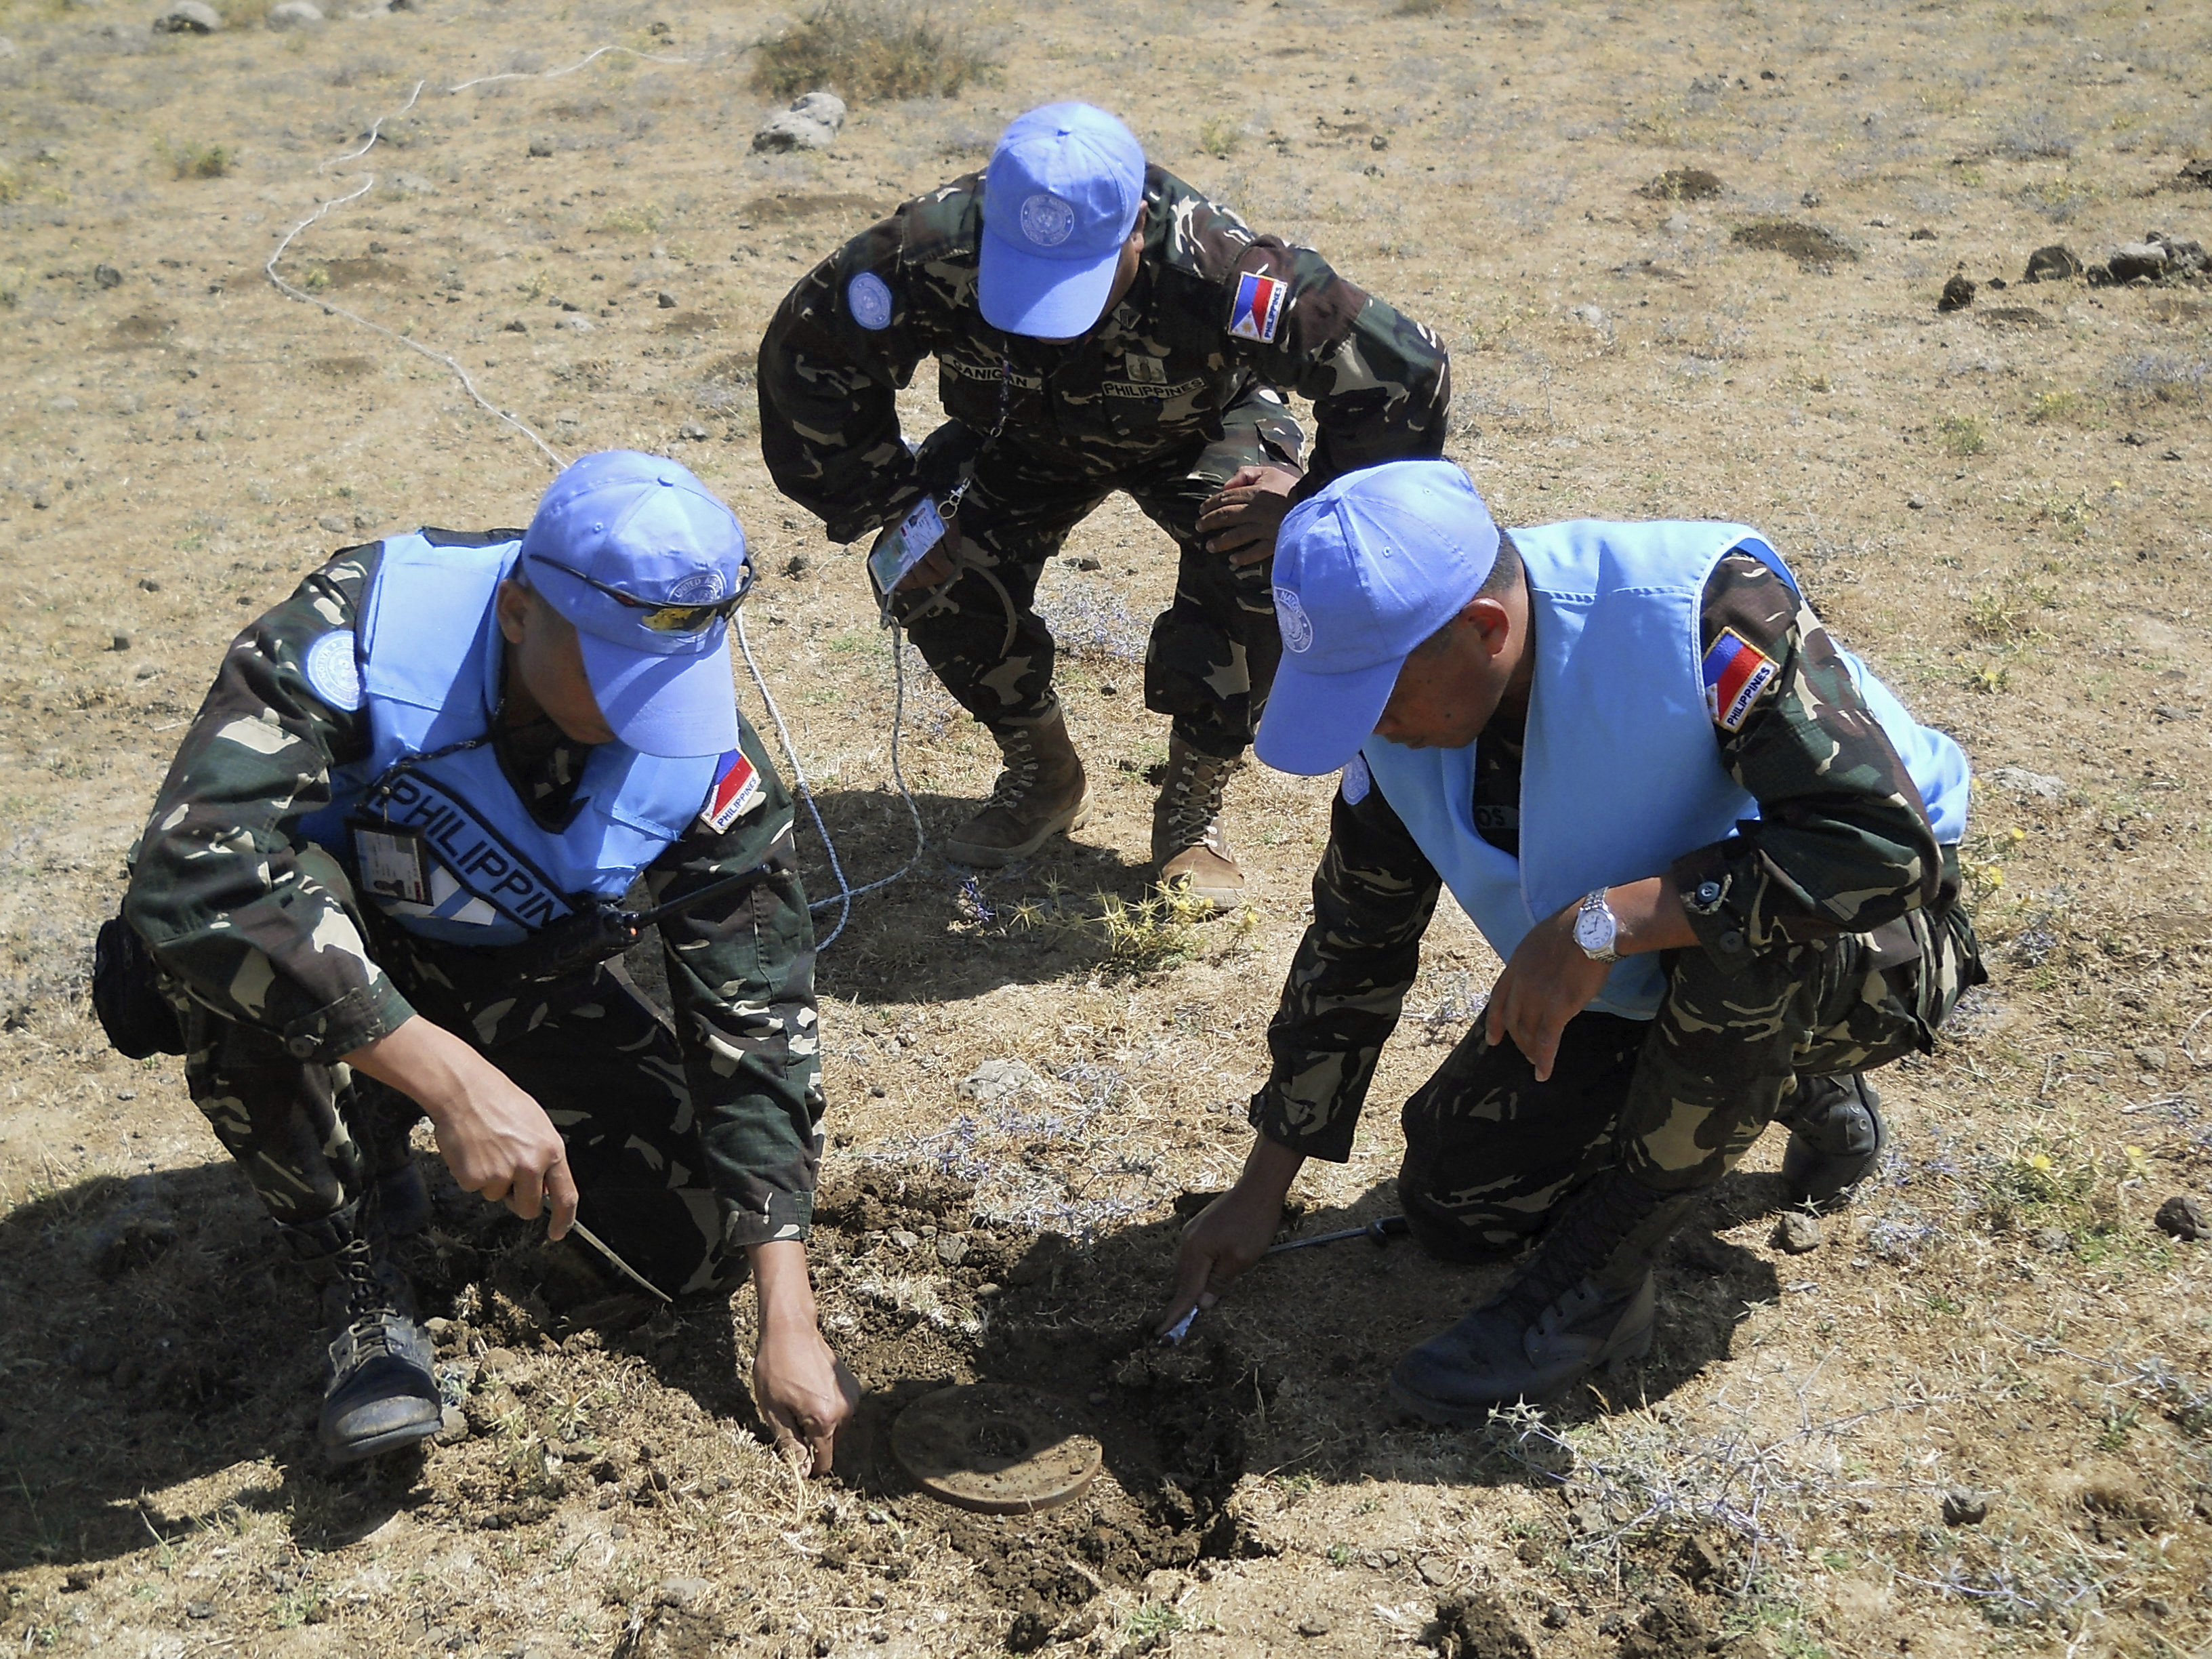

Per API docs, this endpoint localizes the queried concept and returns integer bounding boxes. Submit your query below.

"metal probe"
[567,1218,673,1305]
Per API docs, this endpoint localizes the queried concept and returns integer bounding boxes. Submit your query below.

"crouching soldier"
[117,452,859,1467]
[1164,459,1986,1420]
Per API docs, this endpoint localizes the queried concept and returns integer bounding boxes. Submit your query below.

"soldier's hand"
[344,1016,579,1240]
[1156,1134,1306,1336]
[749,1241,862,1475]
[1197,464,1301,567]
[1484,902,1614,1084]
[866,513,964,592]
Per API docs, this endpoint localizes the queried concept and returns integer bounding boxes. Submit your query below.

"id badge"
[867,496,947,600]
[356,827,431,905]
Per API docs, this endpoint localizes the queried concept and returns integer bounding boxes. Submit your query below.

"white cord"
[261,55,933,945]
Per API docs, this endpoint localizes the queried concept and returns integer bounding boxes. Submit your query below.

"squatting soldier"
[1164,460,1987,1417]
[121,453,859,1467]
[758,102,1451,905]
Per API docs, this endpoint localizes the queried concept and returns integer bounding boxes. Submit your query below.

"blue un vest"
[1362,520,1971,1021]
[295,535,718,947]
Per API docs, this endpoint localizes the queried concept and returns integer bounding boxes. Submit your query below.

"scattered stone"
[2030,1225,2072,1253]
[1984,764,2066,800]
[888,1229,919,1251]
[1433,1592,1535,1659]
[958,1057,1041,1105]
[1942,1487,1990,1527]
[558,316,593,333]
[657,290,678,308]
[2178,159,2212,188]
[1415,1554,1451,1586]
[433,1405,470,1445]
[1910,226,1938,241]
[316,513,350,533]
[527,135,554,159]
[1295,1615,1332,1637]
[186,1600,215,1620]
[1540,1603,1571,1629]
[501,319,527,333]
[1640,167,1724,201]
[1774,1212,1822,1254]
[109,630,132,653]
[2108,241,2171,283]
[2155,1195,2207,1242]
[782,554,811,578]
[152,0,222,31]
[1938,274,1975,312]
[94,264,122,289]
[1676,1534,1725,1587]
[935,1233,969,1268]
[678,420,708,441]
[657,1578,712,1611]
[267,0,323,26]
[752,91,847,154]
[2135,1046,2168,1073]
[2023,243,2082,283]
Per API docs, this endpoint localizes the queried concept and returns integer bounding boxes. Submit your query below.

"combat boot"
[941,710,1091,867]
[278,1195,443,1464]
[1780,1072,1887,1208]
[1151,735,1244,909]
[1389,1169,1697,1425]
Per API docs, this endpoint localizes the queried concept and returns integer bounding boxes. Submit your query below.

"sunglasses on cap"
[527,553,754,634]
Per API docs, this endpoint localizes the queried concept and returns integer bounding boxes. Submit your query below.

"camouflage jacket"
[123,540,825,1244]
[1254,551,1954,1163]
[757,166,1452,542]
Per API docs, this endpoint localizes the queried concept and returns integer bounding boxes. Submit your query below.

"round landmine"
[890,1383,1102,1515]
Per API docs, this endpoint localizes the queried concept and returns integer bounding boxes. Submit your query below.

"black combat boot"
[278,1196,442,1464]
[1389,1169,1698,1425]
[1779,1073,1887,1208]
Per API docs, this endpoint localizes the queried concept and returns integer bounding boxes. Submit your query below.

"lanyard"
[938,356,1015,523]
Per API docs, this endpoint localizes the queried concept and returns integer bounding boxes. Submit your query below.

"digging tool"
[1265,1214,1410,1255]
[568,1218,673,1306]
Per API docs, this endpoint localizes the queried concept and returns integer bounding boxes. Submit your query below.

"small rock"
[317,514,350,534]
[1376,1549,1400,1568]
[1799,188,1822,207]
[1677,1534,1725,1586]
[2155,1195,2208,1242]
[752,91,847,154]
[1295,1615,1332,1637]
[558,316,593,333]
[94,264,123,289]
[528,135,554,159]
[152,0,222,31]
[1942,1487,1989,1527]
[2023,243,2082,283]
[783,554,811,578]
[1938,274,1975,312]
[2030,1225,2071,1253]
[2135,1046,2168,1073]
[958,1057,1041,1105]
[935,1233,969,1268]
[2108,241,2169,283]
[2161,448,2183,462]
[1910,226,1938,241]
[1985,764,2066,800]
[1415,1554,1451,1586]
[109,631,131,651]
[1774,1212,1822,1254]
[888,1229,919,1251]
[266,0,323,26]
[657,1577,712,1611]
[433,1405,469,1445]
[657,290,678,308]
[186,1600,215,1620]
[678,421,709,441]
[1541,1601,1572,1629]
[139,577,161,591]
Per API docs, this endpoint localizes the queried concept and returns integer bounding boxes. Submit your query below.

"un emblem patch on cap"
[847,271,894,331]
[1019,192,1076,248]
[667,570,727,605]
[1273,585,1313,653]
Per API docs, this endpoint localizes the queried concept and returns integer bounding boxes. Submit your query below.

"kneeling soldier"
[121,453,858,1467]
[1163,460,1986,1419]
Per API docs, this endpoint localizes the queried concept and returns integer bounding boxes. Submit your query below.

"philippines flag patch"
[1702,630,1780,732]
[700,750,762,833]
[1227,270,1288,344]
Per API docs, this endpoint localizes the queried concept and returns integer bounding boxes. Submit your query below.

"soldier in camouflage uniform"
[758,102,1450,904]
[1163,462,1986,1419]
[124,453,858,1468]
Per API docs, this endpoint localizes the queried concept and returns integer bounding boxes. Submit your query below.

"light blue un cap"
[1254,459,1501,777]
[979,102,1146,338]
[517,451,748,758]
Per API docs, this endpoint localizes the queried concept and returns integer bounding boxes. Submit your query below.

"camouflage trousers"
[1398,899,1987,1258]
[886,384,1306,760]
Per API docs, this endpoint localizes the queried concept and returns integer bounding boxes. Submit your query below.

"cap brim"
[579,630,741,758]
[1253,653,1405,777]
[977,222,1124,337]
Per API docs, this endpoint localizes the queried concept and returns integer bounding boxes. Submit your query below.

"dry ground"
[3,0,2211,1654]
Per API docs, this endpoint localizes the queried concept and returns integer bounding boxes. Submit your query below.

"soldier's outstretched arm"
[756,203,941,542]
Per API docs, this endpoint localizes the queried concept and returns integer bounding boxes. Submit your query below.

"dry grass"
[752,0,994,104]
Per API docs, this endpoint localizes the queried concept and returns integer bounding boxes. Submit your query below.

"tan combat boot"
[1152,735,1244,909]
[941,709,1092,867]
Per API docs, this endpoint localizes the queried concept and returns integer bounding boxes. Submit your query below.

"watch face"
[1575,901,1613,954]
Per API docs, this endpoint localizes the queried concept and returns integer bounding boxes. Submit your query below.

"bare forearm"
[1605,875,1700,956]
[747,1239,819,1332]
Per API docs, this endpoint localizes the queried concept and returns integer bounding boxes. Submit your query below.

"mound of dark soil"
[1730,220,1858,268]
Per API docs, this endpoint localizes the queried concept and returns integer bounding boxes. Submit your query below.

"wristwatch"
[1572,888,1620,962]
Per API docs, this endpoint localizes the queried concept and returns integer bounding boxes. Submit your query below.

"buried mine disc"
[890,1383,1103,1515]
